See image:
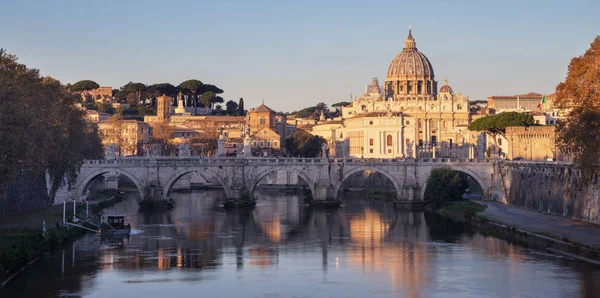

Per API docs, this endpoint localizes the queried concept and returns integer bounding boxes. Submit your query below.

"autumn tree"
[149,122,175,155]
[554,36,600,172]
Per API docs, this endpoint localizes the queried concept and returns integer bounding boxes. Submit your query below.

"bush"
[424,167,468,208]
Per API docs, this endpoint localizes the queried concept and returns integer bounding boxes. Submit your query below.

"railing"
[83,156,502,167]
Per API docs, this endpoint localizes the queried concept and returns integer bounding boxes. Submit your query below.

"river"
[1,189,598,298]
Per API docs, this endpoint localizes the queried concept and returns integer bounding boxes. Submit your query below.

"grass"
[434,200,488,222]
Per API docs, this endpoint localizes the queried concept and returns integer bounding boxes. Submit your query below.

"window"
[369,149,374,153]
[369,138,374,146]
[387,135,392,146]
[443,121,447,128]
[419,140,423,147]
[369,120,374,125]
[260,141,264,147]
[274,141,278,147]
[388,149,392,153]
[498,138,502,146]
[406,120,410,125]
[457,104,462,110]
[260,117,266,125]
[431,136,437,146]
[535,120,540,124]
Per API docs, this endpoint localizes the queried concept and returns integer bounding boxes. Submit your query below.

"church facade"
[320,30,482,158]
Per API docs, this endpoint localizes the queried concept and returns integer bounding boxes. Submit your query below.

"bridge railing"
[82,156,501,168]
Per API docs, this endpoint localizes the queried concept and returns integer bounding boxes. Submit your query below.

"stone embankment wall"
[0,172,49,216]
[500,163,600,225]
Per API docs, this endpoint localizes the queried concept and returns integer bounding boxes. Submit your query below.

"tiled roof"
[249,104,276,113]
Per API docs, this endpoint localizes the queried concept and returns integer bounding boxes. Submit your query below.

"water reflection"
[1,189,599,298]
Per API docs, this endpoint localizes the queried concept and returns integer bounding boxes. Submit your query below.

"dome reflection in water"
[1,189,599,298]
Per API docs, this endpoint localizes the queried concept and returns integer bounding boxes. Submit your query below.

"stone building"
[85,110,110,123]
[82,86,113,102]
[322,30,479,158]
[246,103,296,156]
[487,92,554,112]
[98,119,150,156]
[505,126,556,161]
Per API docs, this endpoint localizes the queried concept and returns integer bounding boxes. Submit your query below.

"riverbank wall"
[499,163,600,225]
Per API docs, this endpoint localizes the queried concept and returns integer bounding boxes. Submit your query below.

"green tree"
[199,91,215,112]
[332,101,351,108]
[554,36,600,173]
[468,112,535,146]
[225,100,238,115]
[120,82,146,107]
[424,167,468,209]
[178,79,203,114]
[285,130,326,157]
[238,98,245,115]
[71,80,99,92]
[0,49,94,200]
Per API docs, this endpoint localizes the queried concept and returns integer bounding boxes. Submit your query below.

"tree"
[188,132,219,156]
[424,167,468,209]
[468,112,535,146]
[554,36,600,173]
[99,113,125,156]
[147,83,178,105]
[71,80,99,92]
[199,91,215,112]
[285,130,326,157]
[149,122,175,155]
[120,82,146,107]
[226,100,238,115]
[332,101,351,108]
[178,79,203,115]
[238,98,245,115]
[0,49,92,200]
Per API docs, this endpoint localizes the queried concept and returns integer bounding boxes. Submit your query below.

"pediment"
[401,107,426,115]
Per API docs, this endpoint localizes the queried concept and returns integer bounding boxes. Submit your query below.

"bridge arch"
[162,168,226,200]
[333,166,402,201]
[249,167,316,200]
[418,166,489,201]
[75,168,144,201]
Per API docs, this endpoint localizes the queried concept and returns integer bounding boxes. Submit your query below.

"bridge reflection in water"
[2,189,599,298]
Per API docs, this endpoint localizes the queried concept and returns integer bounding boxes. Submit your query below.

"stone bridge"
[61,157,499,204]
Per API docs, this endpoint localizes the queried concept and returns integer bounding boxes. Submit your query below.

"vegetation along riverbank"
[425,166,600,265]
[0,194,124,287]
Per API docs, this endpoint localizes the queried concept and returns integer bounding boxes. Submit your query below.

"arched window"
[259,117,266,125]
[387,135,393,146]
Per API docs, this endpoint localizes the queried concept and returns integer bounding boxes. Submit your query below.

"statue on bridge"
[321,142,328,158]
[178,143,191,157]
[105,144,118,160]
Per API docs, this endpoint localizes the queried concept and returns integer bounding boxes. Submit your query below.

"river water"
[2,189,598,298]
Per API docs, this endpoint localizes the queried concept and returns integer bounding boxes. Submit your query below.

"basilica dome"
[386,30,435,79]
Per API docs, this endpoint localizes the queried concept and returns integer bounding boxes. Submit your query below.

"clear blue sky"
[2,0,598,112]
